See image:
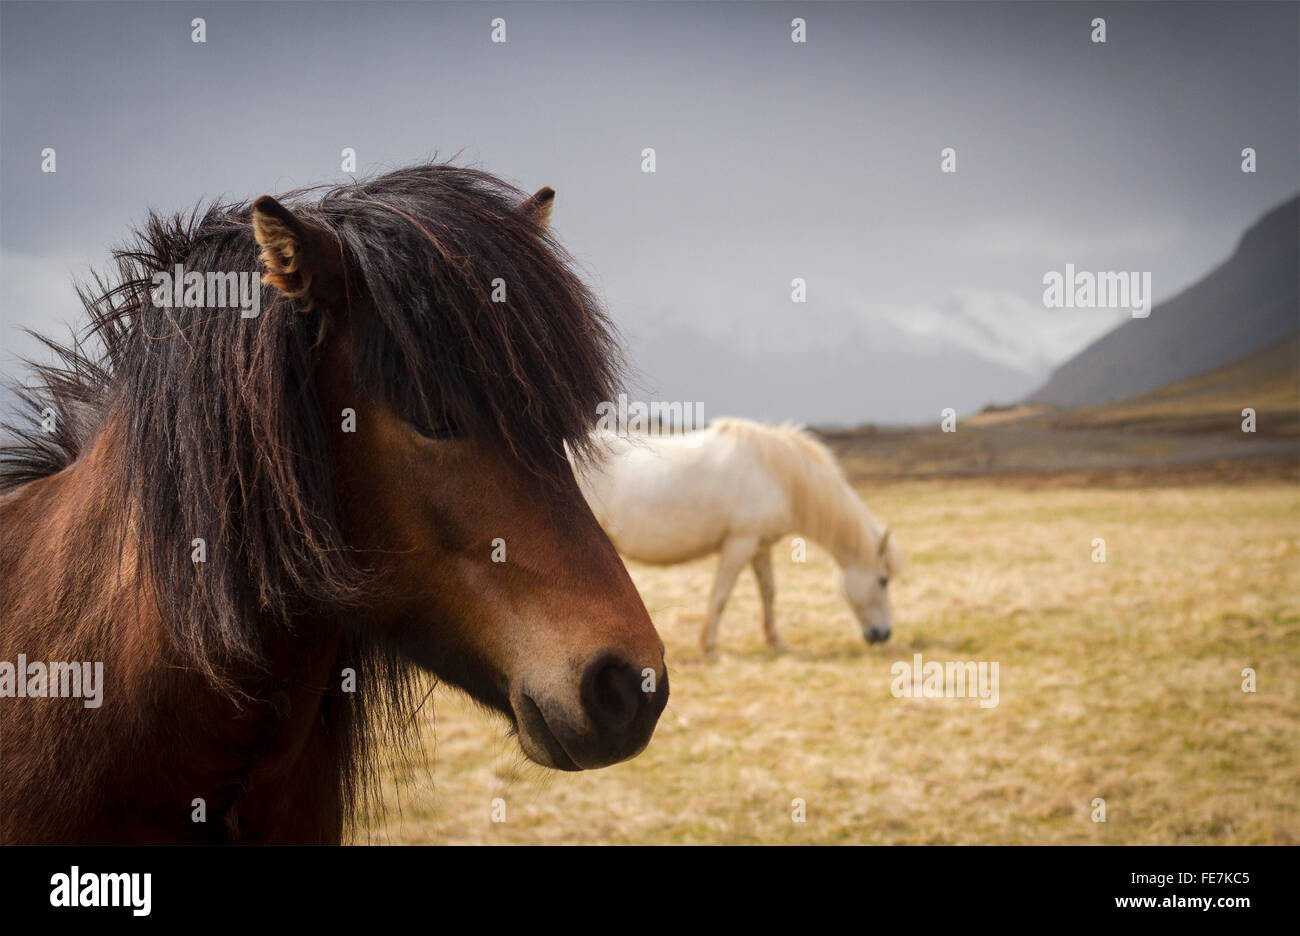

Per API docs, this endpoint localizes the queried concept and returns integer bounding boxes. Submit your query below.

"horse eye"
[412,419,465,442]
[879,577,889,588]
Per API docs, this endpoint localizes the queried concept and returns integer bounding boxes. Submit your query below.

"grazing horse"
[574,419,902,653]
[0,164,667,844]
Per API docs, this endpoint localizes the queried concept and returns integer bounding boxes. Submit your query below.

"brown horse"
[0,164,667,844]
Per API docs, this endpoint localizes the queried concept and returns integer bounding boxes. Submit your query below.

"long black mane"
[0,164,623,826]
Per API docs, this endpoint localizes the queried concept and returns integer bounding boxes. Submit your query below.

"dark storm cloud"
[3,1,1296,422]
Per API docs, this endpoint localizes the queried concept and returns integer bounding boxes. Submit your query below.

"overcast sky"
[2,1,1297,423]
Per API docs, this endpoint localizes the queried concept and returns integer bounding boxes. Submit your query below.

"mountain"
[1028,195,1299,408]
[629,322,1040,427]
[1053,332,1298,436]
[817,333,1298,485]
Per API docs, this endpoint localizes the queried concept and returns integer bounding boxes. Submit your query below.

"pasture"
[361,475,1300,845]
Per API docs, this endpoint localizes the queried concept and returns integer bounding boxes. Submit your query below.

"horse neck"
[0,418,350,843]
[1,417,145,666]
[778,448,877,568]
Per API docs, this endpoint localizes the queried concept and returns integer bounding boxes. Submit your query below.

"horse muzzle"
[511,652,668,770]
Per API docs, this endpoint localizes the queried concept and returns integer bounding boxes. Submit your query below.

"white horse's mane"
[709,418,903,574]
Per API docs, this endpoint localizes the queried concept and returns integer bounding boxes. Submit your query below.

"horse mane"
[0,330,113,490]
[710,417,902,573]
[0,163,624,828]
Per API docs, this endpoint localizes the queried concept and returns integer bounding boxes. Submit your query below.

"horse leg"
[751,546,785,652]
[702,535,758,656]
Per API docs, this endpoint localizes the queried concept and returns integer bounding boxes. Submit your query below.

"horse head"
[248,173,667,770]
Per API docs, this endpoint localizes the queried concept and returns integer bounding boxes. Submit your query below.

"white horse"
[574,418,902,653]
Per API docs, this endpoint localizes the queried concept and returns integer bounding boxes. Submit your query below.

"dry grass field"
[359,474,1300,845]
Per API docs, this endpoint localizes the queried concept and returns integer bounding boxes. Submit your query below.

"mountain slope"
[1029,195,1299,408]
[1055,332,1298,436]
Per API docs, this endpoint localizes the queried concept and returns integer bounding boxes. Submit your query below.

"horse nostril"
[581,654,644,733]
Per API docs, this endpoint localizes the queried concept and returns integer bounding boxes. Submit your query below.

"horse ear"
[878,528,891,557]
[519,186,555,228]
[251,196,342,310]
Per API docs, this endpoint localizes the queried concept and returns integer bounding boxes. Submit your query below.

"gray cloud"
[3,1,1296,422]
